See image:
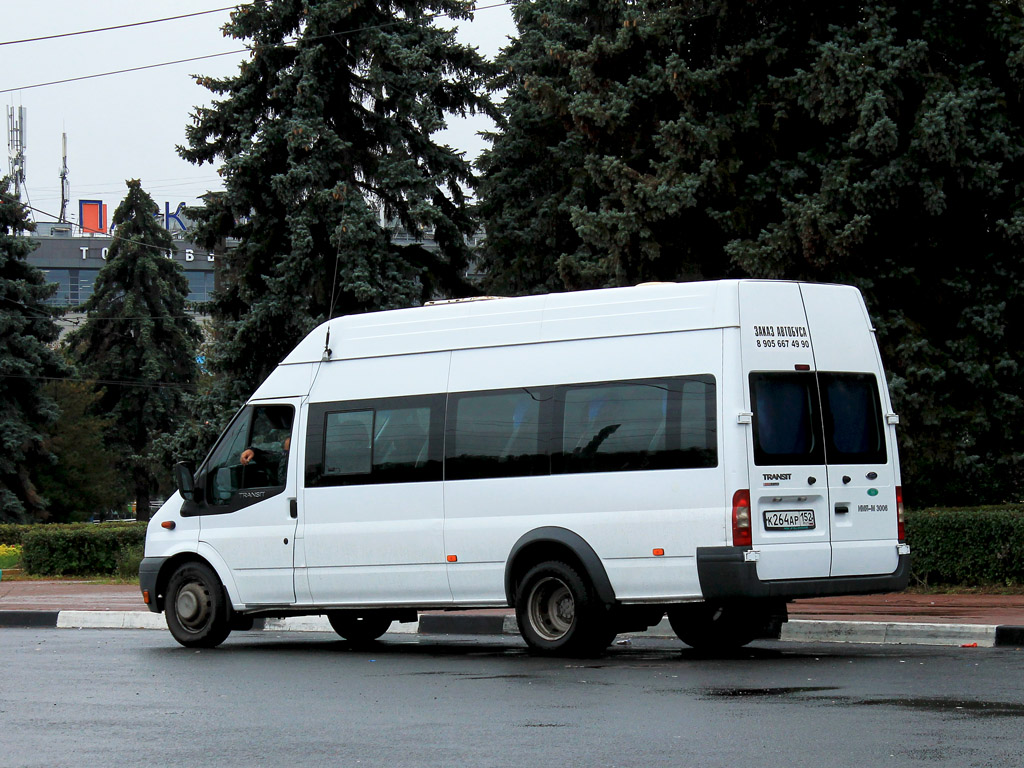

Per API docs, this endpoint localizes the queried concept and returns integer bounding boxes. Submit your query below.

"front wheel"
[326,611,393,643]
[165,562,232,648]
[515,561,614,657]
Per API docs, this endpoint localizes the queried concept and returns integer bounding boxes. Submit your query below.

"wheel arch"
[153,547,239,613]
[504,527,616,607]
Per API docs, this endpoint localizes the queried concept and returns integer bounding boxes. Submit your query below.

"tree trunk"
[135,483,151,522]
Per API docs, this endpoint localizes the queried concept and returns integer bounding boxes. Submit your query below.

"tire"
[667,603,756,651]
[515,560,613,656]
[326,611,393,643]
[165,562,232,648]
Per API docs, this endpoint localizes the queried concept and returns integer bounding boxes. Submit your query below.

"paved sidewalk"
[0,580,144,613]
[788,593,1024,626]
[1,579,1022,647]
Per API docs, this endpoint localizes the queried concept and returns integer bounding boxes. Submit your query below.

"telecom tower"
[7,105,27,199]
[59,132,69,222]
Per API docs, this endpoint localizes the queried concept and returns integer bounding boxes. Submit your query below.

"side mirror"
[174,462,195,501]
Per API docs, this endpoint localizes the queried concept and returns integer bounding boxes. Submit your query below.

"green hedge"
[1,521,138,547]
[8,507,1024,585]
[905,506,1024,587]
[0,524,31,546]
[21,524,146,577]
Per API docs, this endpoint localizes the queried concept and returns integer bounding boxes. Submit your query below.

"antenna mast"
[58,132,69,222]
[7,105,27,199]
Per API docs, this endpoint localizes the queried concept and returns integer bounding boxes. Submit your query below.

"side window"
[819,373,886,464]
[206,408,252,504]
[205,404,294,505]
[750,372,824,466]
[306,395,443,487]
[553,377,716,474]
[324,410,373,476]
[680,377,718,465]
[559,382,668,473]
[446,388,548,480]
[373,405,433,482]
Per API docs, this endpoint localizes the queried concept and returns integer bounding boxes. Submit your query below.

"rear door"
[800,284,900,577]
[739,282,832,580]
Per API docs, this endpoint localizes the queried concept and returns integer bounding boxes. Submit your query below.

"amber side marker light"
[142,590,151,604]
[652,548,665,557]
[447,555,458,563]
[161,521,176,530]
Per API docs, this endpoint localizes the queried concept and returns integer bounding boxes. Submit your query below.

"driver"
[240,434,291,486]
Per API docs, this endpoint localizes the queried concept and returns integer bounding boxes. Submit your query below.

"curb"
[1,610,1021,647]
[0,610,61,628]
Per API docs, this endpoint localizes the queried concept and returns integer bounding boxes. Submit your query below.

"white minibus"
[141,280,910,655]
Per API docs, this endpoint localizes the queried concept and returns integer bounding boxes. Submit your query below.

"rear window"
[750,372,824,466]
[819,373,886,464]
[751,371,887,466]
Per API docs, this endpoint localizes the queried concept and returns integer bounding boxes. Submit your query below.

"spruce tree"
[480,0,1024,504]
[0,177,65,522]
[720,1,1024,505]
[478,0,790,291]
[475,0,599,294]
[180,0,497,401]
[33,381,126,522]
[66,180,202,520]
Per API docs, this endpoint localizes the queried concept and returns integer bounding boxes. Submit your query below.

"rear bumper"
[139,557,166,613]
[696,548,911,600]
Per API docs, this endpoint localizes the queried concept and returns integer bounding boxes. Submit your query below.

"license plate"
[764,509,816,531]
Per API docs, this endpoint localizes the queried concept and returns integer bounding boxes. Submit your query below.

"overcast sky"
[1,1,515,226]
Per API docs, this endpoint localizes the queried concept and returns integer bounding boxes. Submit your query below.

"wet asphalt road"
[1,629,1022,768]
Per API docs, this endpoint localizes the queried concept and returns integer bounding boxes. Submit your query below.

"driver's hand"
[240,448,255,465]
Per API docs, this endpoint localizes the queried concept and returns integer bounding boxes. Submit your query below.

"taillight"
[896,486,905,542]
[732,489,752,547]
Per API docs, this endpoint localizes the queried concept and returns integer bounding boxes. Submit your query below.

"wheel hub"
[528,576,575,641]
[175,583,210,631]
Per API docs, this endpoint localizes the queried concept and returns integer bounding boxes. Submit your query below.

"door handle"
[289,498,298,518]
[835,505,849,515]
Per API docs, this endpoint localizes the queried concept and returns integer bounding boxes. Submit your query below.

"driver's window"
[205,405,294,505]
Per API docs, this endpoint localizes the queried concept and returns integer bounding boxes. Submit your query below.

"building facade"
[28,222,217,309]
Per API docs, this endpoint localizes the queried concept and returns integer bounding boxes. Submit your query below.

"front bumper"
[139,557,166,613]
[696,548,911,600]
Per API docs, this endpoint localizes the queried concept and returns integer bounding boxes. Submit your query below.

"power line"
[1,372,196,391]
[0,49,247,95]
[1,189,212,259]
[1,295,210,324]
[0,5,244,47]
[0,1,513,95]
[0,294,64,321]
[32,175,222,192]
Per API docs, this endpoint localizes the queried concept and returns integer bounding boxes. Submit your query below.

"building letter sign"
[79,200,107,234]
[165,202,188,232]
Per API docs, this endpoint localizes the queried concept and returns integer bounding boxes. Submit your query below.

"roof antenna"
[322,250,341,361]
[322,325,332,361]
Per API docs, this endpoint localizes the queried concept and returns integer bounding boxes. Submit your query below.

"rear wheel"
[667,603,756,650]
[165,562,232,648]
[326,611,393,643]
[516,561,613,656]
